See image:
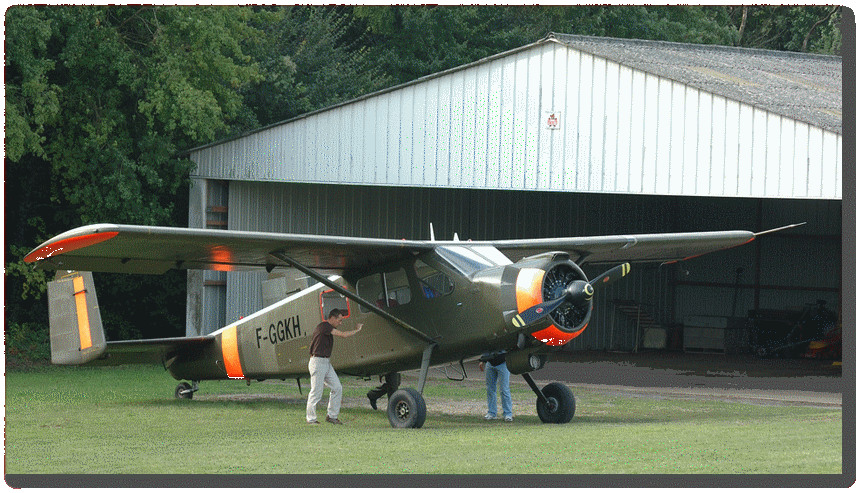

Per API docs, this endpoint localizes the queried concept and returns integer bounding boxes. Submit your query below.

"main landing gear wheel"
[175,382,194,400]
[536,382,576,424]
[387,388,427,429]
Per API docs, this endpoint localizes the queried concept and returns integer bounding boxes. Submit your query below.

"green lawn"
[5,365,842,476]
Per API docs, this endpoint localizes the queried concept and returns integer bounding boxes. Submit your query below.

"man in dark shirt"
[306,309,362,425]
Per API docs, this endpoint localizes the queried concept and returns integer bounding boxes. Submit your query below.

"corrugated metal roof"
[548,33,842,134]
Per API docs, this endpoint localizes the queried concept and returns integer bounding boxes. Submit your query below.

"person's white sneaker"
[484,413,497,420]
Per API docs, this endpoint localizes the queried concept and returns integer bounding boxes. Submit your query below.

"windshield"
[435,245,512,275]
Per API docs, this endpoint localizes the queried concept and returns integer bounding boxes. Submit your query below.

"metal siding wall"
[190,44,840,200]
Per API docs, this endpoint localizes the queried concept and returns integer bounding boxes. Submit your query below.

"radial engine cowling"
[505,252,592,347]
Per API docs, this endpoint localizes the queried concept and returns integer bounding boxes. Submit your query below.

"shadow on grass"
[124,391,743,429]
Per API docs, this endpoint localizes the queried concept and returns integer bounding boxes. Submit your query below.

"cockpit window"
[435,245,512,275]
[416,260,454,298]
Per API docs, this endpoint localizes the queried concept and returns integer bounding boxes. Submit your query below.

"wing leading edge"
[25,223,796,275]
[25,223,432,274]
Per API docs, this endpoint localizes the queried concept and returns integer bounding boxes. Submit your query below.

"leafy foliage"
[730,6,842,53]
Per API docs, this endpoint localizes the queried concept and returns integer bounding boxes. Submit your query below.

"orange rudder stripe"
[72,276,92,350]
[221,326,244,379]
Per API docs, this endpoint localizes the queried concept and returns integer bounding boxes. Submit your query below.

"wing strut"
[270,251,436,345]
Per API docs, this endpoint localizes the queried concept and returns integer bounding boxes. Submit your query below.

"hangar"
[185,33,843,354]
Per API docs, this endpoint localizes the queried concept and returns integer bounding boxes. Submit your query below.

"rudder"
[47,271,106,365]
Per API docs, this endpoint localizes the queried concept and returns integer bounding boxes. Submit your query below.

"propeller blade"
[511,295,569,328]
[589,263,631,288]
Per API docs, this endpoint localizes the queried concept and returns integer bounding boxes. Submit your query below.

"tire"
[536,382,575,424]
[387,388,426,429]
[175,382,193,400]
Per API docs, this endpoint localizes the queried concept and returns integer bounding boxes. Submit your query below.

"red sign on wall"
[545,111,562,130]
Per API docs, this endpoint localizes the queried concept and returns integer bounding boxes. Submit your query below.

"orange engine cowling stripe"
[221,326,244,379]
[515,268,545,313]
[532,323,587,347]
[72,276,93,350]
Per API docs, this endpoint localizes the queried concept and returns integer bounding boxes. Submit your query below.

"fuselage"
[166,246,591,382]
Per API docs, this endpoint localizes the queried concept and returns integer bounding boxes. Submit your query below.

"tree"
[240,6,390,129]
[729,6,842,54]
[5,6,264,355]
[352,6,745,86]
[354,6,577,85]
[567,6,738,45]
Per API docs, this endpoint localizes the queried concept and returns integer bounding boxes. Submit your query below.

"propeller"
[511,263,631,329]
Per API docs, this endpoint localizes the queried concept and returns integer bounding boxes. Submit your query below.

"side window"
[416,260,454,298]
[357,269,412,312]
[384,269,411,307]
[320,289,350,321]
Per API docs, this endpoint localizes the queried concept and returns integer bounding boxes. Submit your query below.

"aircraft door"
[414,260,460,339]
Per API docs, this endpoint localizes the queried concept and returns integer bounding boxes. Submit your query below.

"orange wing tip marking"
[532,323,587,347]
[24,231,119,263]
[72,276,93,350]
[221,326,245,379]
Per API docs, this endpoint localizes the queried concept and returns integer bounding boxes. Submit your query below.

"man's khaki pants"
[306,356,342,422]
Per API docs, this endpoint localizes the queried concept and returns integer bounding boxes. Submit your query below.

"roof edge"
[547,32,842,61]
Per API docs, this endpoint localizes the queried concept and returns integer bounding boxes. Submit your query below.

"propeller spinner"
[512,263,631,329]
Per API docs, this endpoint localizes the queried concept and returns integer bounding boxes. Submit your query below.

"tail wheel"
[387,388,427,429]
[175,382,193,400]
[536,382,575,424]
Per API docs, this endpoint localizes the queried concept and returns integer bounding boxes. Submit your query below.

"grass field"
[5,364,842,477]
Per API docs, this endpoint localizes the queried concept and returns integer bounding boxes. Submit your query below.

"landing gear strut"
[385,343,435,429]
[522,374,575,424]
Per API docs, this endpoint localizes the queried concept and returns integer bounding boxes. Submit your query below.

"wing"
[25,222,798,275]
[478,230,758,265]
[486,223,803,264]
[24,223,432,274]
[86,336,216,366]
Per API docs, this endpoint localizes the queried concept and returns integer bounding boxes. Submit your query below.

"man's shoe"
[504,416,513,422]
[326,416,343,425]
[308,420,320,425]
[484,413,497,420]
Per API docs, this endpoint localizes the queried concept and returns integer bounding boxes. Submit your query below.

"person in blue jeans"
[479,353,513,422]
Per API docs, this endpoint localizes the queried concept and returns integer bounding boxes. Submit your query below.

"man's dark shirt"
[309,321,335,358]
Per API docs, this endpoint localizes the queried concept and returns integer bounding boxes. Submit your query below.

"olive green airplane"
[24,222,801,428]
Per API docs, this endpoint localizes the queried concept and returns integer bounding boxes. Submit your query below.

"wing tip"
[24,231,119,263]
[755,222,807,236]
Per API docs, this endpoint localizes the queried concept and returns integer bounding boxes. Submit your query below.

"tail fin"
[47,271,106,365]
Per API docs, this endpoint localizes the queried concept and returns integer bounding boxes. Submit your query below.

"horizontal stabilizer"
[48,271,106,365]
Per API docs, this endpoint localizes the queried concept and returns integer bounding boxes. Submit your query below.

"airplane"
[24,222,803,428]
